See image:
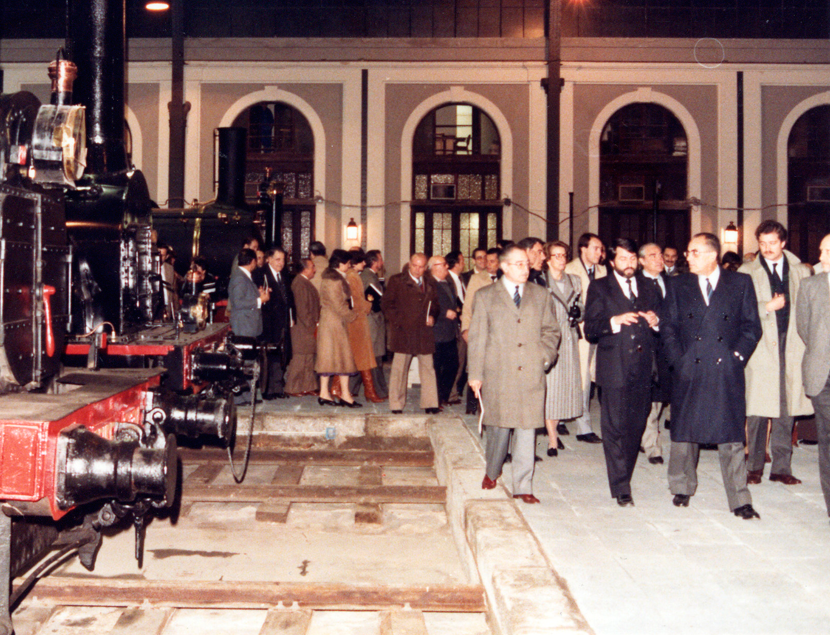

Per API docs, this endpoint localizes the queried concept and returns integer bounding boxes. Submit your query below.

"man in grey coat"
[796,233,830,519]
[468,245,560,504]
[228,248,269,338]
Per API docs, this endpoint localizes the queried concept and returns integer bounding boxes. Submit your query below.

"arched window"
[787,105,830,262]
[231,102,315,261]
[598,103,689,250]
[411,103,502,258]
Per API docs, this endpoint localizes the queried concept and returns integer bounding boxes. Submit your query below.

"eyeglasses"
[685,249,715,258]
[549,253,568,260]
[506,260,530,268]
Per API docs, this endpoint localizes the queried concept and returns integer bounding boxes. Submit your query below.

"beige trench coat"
[564,258,606,384]
[467,281,560,429]
[739,250,813,418]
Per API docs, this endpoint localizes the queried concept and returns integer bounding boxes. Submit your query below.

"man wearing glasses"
[660,233,762,519]
[468,246,560,503]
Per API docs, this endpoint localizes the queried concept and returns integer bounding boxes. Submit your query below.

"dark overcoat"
[584,272,660,389]
[382,267,439,355]
[253,265,293,361]
[659,268,762,444]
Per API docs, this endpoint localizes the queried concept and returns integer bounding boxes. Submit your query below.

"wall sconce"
[346,218,359,242]
[724,221,738,244]
[145,1,170,10]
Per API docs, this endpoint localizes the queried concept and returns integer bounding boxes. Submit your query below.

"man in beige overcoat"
[468,245,560,503]
[739,220,812,485]
[564,232,606,443]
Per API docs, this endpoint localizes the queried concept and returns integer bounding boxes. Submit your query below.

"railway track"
[11,432,492,634]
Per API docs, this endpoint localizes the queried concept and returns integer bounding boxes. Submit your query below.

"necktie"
[490,275,497,282]
[626,278,636,300]
[772,263,782,288]
[513,285,521,308]
[417,278,423,290]
[706,278,713,303]
[588,267,595,281]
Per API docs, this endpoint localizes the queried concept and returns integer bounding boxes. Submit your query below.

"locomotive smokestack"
[216,127,248,209]
[66,0,129,175]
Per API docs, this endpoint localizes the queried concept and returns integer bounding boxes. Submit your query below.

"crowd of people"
[198,222,830,524]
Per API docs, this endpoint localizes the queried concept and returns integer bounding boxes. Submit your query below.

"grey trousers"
[746,333,794,475]
[485,426,536,496]
[809,372,830,517]
[572,345,596,435]
[668,441,751,511]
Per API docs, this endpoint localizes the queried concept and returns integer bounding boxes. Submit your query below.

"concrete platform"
[255,381,830,634]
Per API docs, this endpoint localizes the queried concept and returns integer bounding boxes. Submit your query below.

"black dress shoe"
[424,407,441,414]
[465,407,479,415]
[648,456,664,465]
[547,447,558,457]
[616,494,634,507]
[318,397,337,407]
[338,398,363,408]
[534,455,542,462]
[556,423,570,436]
[558,438,565,450]
[263,392,289,400]
[504,453,512,463]
[391,409,403,414]
[576,432,602,444]
[673,494,690,507]
[733,504,760,520]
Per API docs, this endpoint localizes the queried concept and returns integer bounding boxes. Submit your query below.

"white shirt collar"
[697,266,721,303]
[763,255,785,270]
[501,276,524,296]
[613,270,637,297]
[239,266,253,280]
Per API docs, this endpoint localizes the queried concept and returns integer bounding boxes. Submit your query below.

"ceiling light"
[146,1,170,11]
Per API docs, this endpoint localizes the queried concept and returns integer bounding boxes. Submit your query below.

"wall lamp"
[724,221,738,244]
[346,218,359,242]
[145,1,170,11]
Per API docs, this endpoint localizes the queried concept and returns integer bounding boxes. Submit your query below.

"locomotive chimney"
[216,127,249,209]
[66,0,129,175]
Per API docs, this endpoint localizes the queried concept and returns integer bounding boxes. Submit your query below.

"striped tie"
[706,278,713,303]
[513,286,521,308]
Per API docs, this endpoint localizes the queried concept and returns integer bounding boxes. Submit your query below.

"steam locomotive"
[0,2,261,633]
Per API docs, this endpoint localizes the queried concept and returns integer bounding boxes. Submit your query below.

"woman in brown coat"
[315,249,362,407]
[345,252,383,402]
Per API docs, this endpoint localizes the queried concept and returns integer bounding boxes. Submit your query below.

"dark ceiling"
[1,0,828,40]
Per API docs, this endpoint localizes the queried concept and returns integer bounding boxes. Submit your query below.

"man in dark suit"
[660,233,763,519]
[517,237,547,287]
[584,238,661,507]
[638,242,670,464]
[253,247,293,399]
[428,255,460,406]
[796,233,830,520]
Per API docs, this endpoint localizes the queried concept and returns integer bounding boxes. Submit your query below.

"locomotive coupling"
[151,390,235,446]
[55,426,177,511]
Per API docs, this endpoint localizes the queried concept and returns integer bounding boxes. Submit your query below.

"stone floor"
[259,377,830,635]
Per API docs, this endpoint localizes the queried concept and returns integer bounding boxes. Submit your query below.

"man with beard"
[661,233,762,519]
[584,238,661,506]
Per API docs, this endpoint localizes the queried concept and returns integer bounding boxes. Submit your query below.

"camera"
[568,303,582,328]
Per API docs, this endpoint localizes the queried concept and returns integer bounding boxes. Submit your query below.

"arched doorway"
[411,103,502,258]
[787,105,830,263]
[231,102,315,262]
[598,103,690,250]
